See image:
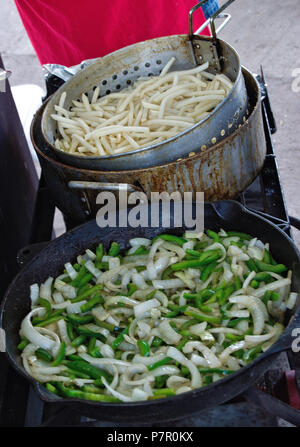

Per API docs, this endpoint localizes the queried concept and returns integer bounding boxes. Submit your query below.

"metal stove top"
[0,70,300,427]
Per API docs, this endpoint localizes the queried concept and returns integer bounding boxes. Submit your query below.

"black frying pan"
[1,200,300,424]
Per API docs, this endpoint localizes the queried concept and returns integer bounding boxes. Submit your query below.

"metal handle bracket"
[189,0,235,40]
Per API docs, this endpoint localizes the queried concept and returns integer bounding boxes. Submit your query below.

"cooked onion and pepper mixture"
[18,230,297,403]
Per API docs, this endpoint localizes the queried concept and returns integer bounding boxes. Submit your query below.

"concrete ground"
[1,0,300,244]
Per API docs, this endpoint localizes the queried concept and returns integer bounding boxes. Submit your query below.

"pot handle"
[68,181,147,216]
[68,181,142,193]
[189,0,234,40]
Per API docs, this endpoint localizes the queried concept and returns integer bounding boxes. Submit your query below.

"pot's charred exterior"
[31,68,265,224]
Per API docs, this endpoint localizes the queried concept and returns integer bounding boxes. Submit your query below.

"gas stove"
[0,69,300,427]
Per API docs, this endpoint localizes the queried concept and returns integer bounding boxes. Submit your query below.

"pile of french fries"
[51,58,233,157]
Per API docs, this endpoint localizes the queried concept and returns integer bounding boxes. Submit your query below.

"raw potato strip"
[51,59,233,156]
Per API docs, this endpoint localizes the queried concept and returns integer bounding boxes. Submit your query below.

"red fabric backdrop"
[14,0,210,67]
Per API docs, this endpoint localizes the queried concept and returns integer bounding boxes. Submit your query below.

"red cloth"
[14,0,210,67]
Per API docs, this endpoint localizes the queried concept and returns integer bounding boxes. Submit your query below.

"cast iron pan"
[1,201,300,424]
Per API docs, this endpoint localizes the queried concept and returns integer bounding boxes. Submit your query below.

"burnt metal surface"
[41,32,247,171]
[1,201,300,424]
[31,68,266,222]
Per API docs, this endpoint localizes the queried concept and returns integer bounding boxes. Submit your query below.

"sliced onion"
[153,290,168,307]
[167,375,189,389]
[85,249,96,260]
[86,324,109,338]
[255,239,265,250]
[102,377,132,402]
[219,340,246,364]
[122,255,148,265]
[286,292,298,310]
[210,327,241,335]
[226,356,241,371]
[121,270,131,290]
[242,271,256,289]
[228,245,244,257]
[190,353,209,367]
[167,346,202,388]
[64,262,78,280]
[52,300,71,309]
[204,242,226,262]
[182,240,194,251]
[221,236,239,247]
[100,344,115,358]
[40,277,53,301]
[30,284,39,305]
[182,341,221,368]
[132,272,149,289]
[31,365,67,375]
[132,388,151,401]
[57,319,71,346]
[226,310,250,318]
[178,290,189,306]
[176,386,192,394]
[152,279,185,289]
[132,353,166,366]
[222,261,234,282]
[236,319,249,332]
[92,306,109,322]
[253,278,291,298]
[248,237,258,248]
[184,231,204,240]
[229,295,266,335]
[85,260,101,278]
[52,291,64,304]
[130,238,151,247]
[158,319,182,345]
[66,300,87,314]
[79,353,131,368]
[54,279,76,299]
[149,365,180,377]
[136,321,151,339]
[20,308,56,351]
[105,295,139,307]
[74,378,94,387]
[134,298,160,319]
[174,271,195,289]
[262,323,284,351]
[244,329,277,347]
[109,257,121,270]
[154,256,169,277]
[189,322,208,335]
[161,241,186,259]
[247,246,264,261]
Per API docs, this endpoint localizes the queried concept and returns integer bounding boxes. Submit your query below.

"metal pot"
[32,67,266,224]
[1,201,300,424]
[41,0,248,171]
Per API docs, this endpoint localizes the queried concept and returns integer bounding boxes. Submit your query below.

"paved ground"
[1,0,300,244]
